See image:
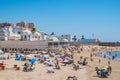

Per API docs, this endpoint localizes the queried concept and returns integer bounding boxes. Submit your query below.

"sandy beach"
[0,45,120,80]
[76,45,120,80]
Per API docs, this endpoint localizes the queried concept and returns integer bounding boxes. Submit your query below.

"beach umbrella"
[41,51,47,54]
[29,58,38,64]
[66,57,72,60]
[48,59,54,63]
[46,59,55,66]
[16,51,21,54]
[50,53,55,57]
[25,55,32,59]
[44,55,49,59]
[20,54,24,57]
[63,59,69,63]
[102,66,108,70]
[35,54,40,57]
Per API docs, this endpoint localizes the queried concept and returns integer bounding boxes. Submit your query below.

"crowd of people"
[1,45,120,80]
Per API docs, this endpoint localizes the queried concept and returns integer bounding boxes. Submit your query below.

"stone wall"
[0,40,48,49]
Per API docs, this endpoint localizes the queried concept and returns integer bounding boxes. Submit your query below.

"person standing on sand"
[108,66,112,74]
[90,53,93,61]
[7,54,10,60]
[104,54,106,58]
[108,60,110,65]
[55,58,60,69]
[90,53,92,58]
[99,59,101,63]
[80,56,83,61]
[112,56,115,60]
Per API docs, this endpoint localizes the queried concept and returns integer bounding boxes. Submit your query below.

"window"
[24,35,26,40]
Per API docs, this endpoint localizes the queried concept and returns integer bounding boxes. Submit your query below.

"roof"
[61,39,68,42]
[80,39,97,43]
[49,36,59,42]
[34,31,41,35]
[22,29,31,34]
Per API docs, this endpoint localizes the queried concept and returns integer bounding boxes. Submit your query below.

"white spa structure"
[0,23,72,51]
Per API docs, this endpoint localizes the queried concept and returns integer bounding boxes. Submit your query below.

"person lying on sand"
[66,76,77,80]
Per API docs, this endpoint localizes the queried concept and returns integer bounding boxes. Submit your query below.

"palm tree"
[44,33,48,35]
[17,32,21,34]
[81,35,85,40]
[31,28,36,33]
[72,35,77,42]
[50,32,55,36]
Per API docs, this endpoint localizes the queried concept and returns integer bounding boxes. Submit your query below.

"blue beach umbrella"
[29,58,38,64]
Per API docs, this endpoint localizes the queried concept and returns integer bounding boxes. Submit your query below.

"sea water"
[96,51,120,61]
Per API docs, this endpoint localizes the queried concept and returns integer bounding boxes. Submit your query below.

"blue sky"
[0,0,120,41]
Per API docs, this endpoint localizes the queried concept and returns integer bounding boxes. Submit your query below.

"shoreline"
[83,46,120,80]
[95,49,120,62]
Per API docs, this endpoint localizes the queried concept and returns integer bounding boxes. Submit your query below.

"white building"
[43,34,48,40]
[58,34,73,43]
[21,29,32,40]
[0,26,47,41]
[32,31,41,41]
[0,23,71,48]
[12,26,22,34]
[47,35,69,48]
[0,28,9,40]
[40,32,48,41]
[21,28,44,41]
[8,33,21,40]
[48,36,59,42]
[61,39,69,42]
[8,27,21,40]
[0,26,21,41]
